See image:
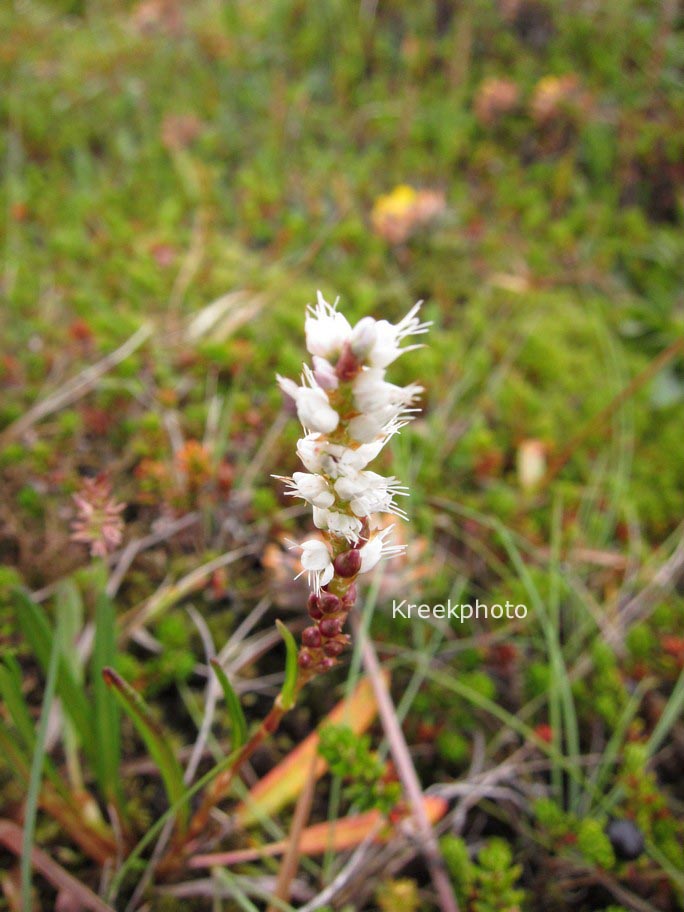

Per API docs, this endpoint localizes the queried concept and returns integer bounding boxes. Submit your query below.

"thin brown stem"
[267,753,317,912]
[158,699,289,877]
[186,700,287,844]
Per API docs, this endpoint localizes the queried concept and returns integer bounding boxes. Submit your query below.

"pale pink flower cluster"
[70,474,125,558]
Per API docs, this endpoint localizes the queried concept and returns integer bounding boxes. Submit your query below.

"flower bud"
[333,548,362,578]
[298,650,313,669]
[302,626,322,648]
[335,342,361,381]
[343,583,358,607]
[323,639,345,657]
[319,593,341,614]
[319,617,343,638]
[308,601,324,620]
[296,387,339,434]
[312,355,339,390]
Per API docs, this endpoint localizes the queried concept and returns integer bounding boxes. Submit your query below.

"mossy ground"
[1,1,684,910]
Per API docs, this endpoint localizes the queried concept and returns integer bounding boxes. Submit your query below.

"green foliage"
[375,879,420,912]
[573,640,628,727]
[474,838,526,912]
[441,835,474,909]
[317,724,400,815]
[442,835,527,912]
[615,742,684,869]
[437,729,471,766]
[103,666,189,833]
[534,799,618,870]
[576,818,616,870]
[533,797,570,839]
[210,659,247,750]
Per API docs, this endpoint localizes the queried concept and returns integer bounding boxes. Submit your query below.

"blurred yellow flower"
[531,74,585,124]
[371,185,445,245]
[474,77,520,126]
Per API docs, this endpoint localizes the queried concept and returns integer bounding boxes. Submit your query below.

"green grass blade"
[275,620,298,711]
[102,667,188,832]
[0,655,36,751]
[92,593,122,805]
[585,677,653,812]
[0,717,30,779]
[496,517,581,810]
[54,580,84,682]
[646,666,684,757]
[14,588,95,760]
[22,623,60,912]
[0,656,65,793]
[210,658,247,750]
[54,580,86,791]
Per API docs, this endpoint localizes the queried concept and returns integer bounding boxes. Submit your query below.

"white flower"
[312,355,339,390]
[335,438,389,471]
[358,525,406,573]
[346,369,423,442]
[347,410,402,443]
[365,302,431,368]
[312,506,363,543]
[326,511,363,542]
[296,434,390,477]
[277,374,300,400]
[296,386,339,433]
[278,374,340,434]
[350,316,378,359]
[353,369,422,414]
[296,434,327,474]
[295,539,334,594]
[334,470,408,519]
[305,291,352,358]
[277,471,335,508]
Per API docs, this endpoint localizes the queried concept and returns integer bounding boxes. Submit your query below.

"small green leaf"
[0,656,36,751]
[210,659,247,750]
[55,580,84,682]
[102,667,188,832]
[0,661,65,795]
[92,594,121,805]
[14,589,95,764]
[23,620,60,912]
[0,717,30,778]
[275,620,298,711]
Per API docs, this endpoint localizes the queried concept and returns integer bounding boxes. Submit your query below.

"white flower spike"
[277,293,429,678]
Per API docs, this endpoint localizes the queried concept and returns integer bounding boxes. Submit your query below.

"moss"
[577,818,616,870]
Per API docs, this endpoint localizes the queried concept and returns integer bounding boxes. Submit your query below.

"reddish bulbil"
[319,617,343,638]
[302,626,322,648]
[298,650,313,669]
[334,548,362,578]
[343,583,358,606]
[320,593,341,614]
[323,640,345,657]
